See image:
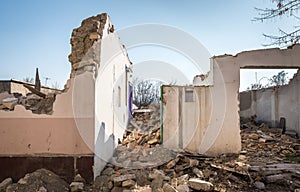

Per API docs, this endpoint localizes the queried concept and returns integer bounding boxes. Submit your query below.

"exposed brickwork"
[68,13,108,78]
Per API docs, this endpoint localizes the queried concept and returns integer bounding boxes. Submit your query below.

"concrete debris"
[0,92,56,114]
[0,178,12,192]
[0,92,14,105]
[253,181,265,190]
[188,178,213,191]
[2,97,18,110]
[122,179,136,188]
[162,182,177,192]
[92,114,299,192]
[6,169,69,192]
[74,174,86,183]
[127,104,160,134]
[70,182,84,192]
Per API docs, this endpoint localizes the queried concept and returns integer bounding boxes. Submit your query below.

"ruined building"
[163,45,300,154]
[1,12,300,185]
[0,13,132,182]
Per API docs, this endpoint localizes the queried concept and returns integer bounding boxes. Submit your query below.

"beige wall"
[162,86,212,152]
[0,73,95,156]
[165,45,300,155]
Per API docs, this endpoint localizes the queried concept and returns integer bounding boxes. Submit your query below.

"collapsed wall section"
[68,13,109,78]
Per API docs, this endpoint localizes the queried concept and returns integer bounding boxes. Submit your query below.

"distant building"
[0,79,61,95]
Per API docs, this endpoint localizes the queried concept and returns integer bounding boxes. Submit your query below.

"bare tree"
[268,70,288,86]
[51,82,61,90]
[132,78,160,108]
[254,0,300,46]
[246,71,289,90]
[247,83,263,90]
[23,77,34,84]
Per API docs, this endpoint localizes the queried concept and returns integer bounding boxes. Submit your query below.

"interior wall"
[240,70,300,134]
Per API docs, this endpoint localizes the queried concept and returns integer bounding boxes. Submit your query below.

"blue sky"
[0,0,297,90]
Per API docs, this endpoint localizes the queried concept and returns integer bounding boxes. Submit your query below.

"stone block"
[188,178,213,191]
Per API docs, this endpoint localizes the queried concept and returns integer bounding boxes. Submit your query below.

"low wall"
[240,70,300,135]
[0,73,95,182]
[162,85,241,155]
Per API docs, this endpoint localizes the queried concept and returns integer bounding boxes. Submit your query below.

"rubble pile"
[127,104,161,133]
[4,169,69,192]
[0,107,299,191]
[95,151,254,192]
[0,91,56,114]
[122,104,161,148]
[0,169,93,192]
[241,121,300,191]
[93,114,300,191]
[112,104,166,168]
[95,106,253,191]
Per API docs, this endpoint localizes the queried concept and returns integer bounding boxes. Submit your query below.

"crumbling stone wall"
[68,13,112,78]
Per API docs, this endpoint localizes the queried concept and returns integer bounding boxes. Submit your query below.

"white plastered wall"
[94,16,132,177]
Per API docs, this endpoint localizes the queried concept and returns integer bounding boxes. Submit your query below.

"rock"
[266,173,291,183]
[188,159,199,167]
[6,169,69,192]
[151,174,164,191]
[176,184,190,192]
[0,92,14,105]
[148,138,159,145]
[0,178,12,191]
[111,187,124,192]
[247,133,259,140]
[135,170,151,186]
[93,175,111,191]
[89,33,100,40]
[188,178,213,191]
[295,189,300,192]
[136,186,152,192]
[37,186,47,192]
[74,174,85,183]
[113,174,136,186]
[148,169,171,181]
[162,182,177,192]
[122,179,135,188]
[193,168,204,178]
[166,160,176,169]
[253,181,265,190]
[108,181,113,190]
[70,182,84,192]
[101,167,114,176]
[2,97,18,110]
[177,174,189,185]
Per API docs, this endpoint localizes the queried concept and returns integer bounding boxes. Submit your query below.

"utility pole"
[255,72,258,84]
[44,77,50,87]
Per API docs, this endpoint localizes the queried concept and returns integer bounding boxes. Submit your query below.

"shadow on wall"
[94,123,115,177]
